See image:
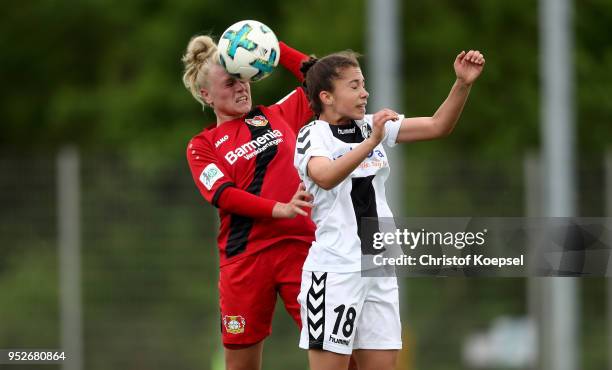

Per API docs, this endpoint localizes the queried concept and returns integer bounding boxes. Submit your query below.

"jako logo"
[225,130,283,165]
[215,135,229,148]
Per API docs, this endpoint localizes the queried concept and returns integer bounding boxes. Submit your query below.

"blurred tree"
[1,0,610,159]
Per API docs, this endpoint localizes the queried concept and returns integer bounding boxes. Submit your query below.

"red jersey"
[187,87,316,266]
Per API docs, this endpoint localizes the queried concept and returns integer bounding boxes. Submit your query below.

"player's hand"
[272,183,313,218]
[454,50,485,85]
[369,109,399,144]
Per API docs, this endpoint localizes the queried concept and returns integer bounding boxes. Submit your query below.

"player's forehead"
[209,64,235,85]
[336,66,365,84]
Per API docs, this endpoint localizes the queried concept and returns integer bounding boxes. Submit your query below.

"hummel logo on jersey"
[245,115,268,127]
[225,129,283,165]
[296,127,311,155]
[307,272,327,349]
[215,135,229,148]
[337,127,356,135]
[329,335,350,345]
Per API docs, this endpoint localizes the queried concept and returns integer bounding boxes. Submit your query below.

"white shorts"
[298,270,402,355]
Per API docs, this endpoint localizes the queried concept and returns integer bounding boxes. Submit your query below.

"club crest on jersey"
[223,315,246,334]
[360,124,372,139]
[245,115,268,127]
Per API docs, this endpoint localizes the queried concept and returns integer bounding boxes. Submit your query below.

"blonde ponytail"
[182,35,220,109]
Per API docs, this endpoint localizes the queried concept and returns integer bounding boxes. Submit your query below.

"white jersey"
[294,114,403,272]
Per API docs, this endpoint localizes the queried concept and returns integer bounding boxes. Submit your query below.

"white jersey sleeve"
[383,114,404,147]
[294,121,333,177]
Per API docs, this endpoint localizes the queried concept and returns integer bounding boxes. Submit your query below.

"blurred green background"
[1,0,611,369]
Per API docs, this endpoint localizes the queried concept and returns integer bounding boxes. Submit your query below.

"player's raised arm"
[279,41,310,82]
[395,50,485,143]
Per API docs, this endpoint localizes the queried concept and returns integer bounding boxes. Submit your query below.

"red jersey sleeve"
[186,136,277,218]
[216,187,276,218]
[279,41,309,83]
[272,42,313,133]
[187,137,235,207]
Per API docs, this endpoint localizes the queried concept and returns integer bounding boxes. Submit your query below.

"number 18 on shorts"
[298,270,403,355]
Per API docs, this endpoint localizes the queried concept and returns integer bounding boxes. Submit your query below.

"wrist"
[272,202,285,218]
[272,203,282,218]
[455,77,473,89]
[365,136,382,148]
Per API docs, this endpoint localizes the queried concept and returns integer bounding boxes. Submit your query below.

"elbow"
[311,175,336,190]
[315,179,336,191]
[319,182,336,191]
[432,118,455,138]
[438,126,454,138]
[308,161,339,190]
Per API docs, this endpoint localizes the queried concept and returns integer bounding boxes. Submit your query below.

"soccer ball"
[218,20,280,82]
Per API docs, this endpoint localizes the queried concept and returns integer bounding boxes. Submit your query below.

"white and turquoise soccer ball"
[218,20,280,82]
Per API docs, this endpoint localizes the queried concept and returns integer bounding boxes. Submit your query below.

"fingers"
[291,199,313,209]
[291,205,308,217]
[374,108,399,124]
[461,50,485,65]
[456,50,466,63]
[381,112,399,124]
[293,190,312,201]
[380,108,399,119]
[292,189,314,213]
[293,181,313,200]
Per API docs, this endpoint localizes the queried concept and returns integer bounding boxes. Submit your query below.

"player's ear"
[201,88,213,106]
[319,90,334,107]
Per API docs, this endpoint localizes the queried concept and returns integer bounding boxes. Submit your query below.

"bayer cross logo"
[223,315,246,334]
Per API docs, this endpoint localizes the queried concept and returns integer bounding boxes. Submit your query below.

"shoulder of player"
[188,129,214,148]
[297,119,328,136]
[269,86,306,107]
[186,135,209,162]
[257,105,285,125]
[295,121,332,156]
[187,126,223,158]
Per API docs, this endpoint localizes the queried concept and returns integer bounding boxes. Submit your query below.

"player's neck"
[320,111,350,126]
[216,111,244,126]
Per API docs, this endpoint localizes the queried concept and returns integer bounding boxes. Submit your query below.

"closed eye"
[349,79,365,90]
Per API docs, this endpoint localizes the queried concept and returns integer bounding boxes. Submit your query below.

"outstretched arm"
[279,41,309,82]
[395,50,485,143]
[274,42,314,133]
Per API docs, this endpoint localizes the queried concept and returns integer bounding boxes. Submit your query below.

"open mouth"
[236,96,249,103]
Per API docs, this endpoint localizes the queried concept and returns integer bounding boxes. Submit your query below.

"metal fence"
[0,150,608,370]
